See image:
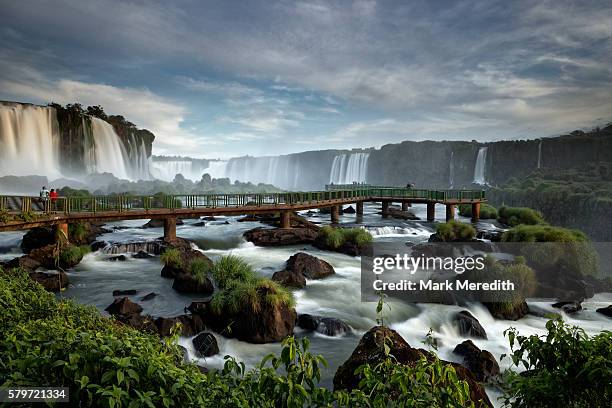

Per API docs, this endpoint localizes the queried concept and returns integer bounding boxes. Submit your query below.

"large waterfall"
[473,146,488,185]
[449,151,455,188]
[152,161,200,181]
[329,152,369,184]
[537,139,542,169]
[225,156,302,189]
[0,103,62,178]
[0,102,152,181]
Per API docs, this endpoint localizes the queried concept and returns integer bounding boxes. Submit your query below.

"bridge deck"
[0,187,486,231]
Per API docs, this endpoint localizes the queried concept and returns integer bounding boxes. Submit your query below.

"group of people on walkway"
[39,186,59,207]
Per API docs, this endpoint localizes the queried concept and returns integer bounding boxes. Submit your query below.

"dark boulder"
[7,255,41,272]
[140,292,157,301]
[552,301,582,314]
[172,273,214,294]
[285,252,335,280]
[115,313,157,333]
[484,301,529,320]
[91,241,108,252]
[29,271,69,292]
[154,314,205,337]
[272,269,306,288]
[113,289,137,296]
[193,221,206,227]
[596,305,612,317]
[161,246,213,279]
[192,332,220,357]
[244,227,318,247]
[297,314,351,337]
[133,251,154,259]
[333,326,491,406]
[453,310,487,339]
[343,205,356,214]
[108,255,127,262]
[143,218,184,228]
[20,227,55,254]
[453,340,500,383]
[105,297,143,316]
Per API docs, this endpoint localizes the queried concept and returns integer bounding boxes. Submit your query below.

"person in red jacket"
[49,189,58,210]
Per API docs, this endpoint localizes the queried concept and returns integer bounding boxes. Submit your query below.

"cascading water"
[88,118,131,179]
[203,161,229,180]
[224,156,302,189]
[449,151,455,188]
[0,103,62,178]
[537,139,542,169]
[473,147,488,185]
[329,152,369,184]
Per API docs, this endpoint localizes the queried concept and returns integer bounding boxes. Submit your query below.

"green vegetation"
[160,248,182,268]
[210,255,295,315]
[435,220,476,241]
[188,258,211,284]
[69,222,89,242]
[458,203,498,219]
[502,224,588,242]
[58,186,92,197]
[502,319,612,408]
[317,226,373,249]
[498,206,546,227]
[470,257,537,307]
[59,245,90,267]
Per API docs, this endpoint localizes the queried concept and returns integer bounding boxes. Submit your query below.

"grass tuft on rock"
[435,220,476,241]
[498,206,546,227]
[318,226,373,249]
[458,203,498,219]
[160,248,182,268]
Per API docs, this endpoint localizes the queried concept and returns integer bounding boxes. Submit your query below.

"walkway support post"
[427,203,435,222]
[56,223,69,242]
[382,201,390,218]
[356,201,364,216]
[445,204,455,222]
[401,202,411,211]
[280,211,291,229]
[163,218,177,242]
[471,202,481,223]
[331,205,340,224]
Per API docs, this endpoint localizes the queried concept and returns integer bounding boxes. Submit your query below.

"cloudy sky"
[1,0,611,158]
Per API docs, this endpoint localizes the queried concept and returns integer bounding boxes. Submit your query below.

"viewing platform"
[0,186,486,239]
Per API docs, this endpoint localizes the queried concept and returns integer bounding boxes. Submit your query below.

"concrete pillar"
[471,202,481,223]
[163,218,177,242]
[382,201,390,218]
[446,204,456,222]
[356,201,364,216]
[57,223,69,242]
[401,202,411,211]
[280,211,291,229]
[331,205,340,224]
[427,203,436,222]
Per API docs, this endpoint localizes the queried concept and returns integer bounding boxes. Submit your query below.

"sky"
[1,0,612,158]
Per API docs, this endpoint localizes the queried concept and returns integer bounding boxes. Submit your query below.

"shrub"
[69,222,88,242]
[502,224,588,243]
[341,228,373,247]
[317,226,373,249]
[189,258,211,284]
[498,206,546,227]
[318,226,344,249]
[458,203,498,219]
[59,245,90,267]
[502,319,612,407]
[160,248,182,268]
[435,220,476,241]
[211,255,257,288]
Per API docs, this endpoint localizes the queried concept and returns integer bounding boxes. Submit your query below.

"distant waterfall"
[224,156,303,189]
[329,152,370,184]
[203,161,229,179]
[151,161,198,181]
[0,102,152,181]
[473,147,488,185]
[537,139,542,169]
[0,103,62,178]
[449,151,455,188]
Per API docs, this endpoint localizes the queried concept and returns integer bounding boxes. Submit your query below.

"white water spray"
[329,152,370,184]
[473,147,488,185]
[537,139,542,169]
[449,151,455,188]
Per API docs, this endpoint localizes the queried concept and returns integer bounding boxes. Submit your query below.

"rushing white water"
[449,151,455,188]
[204,160,229,180]
[329,152,370,184]
[0,102,152,181]
[152,160,201,181]
[473,147,488,185]
[223,156,303,189]
[0,103,62,178]
[537,139,542,169]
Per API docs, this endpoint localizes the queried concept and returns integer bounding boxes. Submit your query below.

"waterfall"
[151,160,197,181]
[88,118,131,179]
[329,152,369,184]
[203,160,229,180]
[449,151,455,188]
[0,103,62,178]
[537,139,542,169]
[473,147,488,185]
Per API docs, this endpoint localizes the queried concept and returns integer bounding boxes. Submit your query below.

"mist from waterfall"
[473,146,488,185]
[151,161,198,181]
[537,139,542,169]
[329,152,370,184]
[88,118,131,179]
[449,151,455,188]
[223,156,303,189]
[203,161,229,180]
[0,103,62,178]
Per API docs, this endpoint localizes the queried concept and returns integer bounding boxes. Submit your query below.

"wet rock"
[132,250,154,259]
[333,326,491,406]
[105,241,165,255]
[286,252,335,279]
[20,227,56,254]
[343,205,356,214]
[201,216,216,221]
[552,301,582,314]
[113,289,137,296]
[142,218,184,228]
[108,255,127,262]
[386,208,419,220]
[596,305,612,317]
[172,273,214,294]
[178,345,189,362]
[91,241,108,252]
[272,269,306,288]
[297,314,351,337]
[197,365,209,374]
[453,340,500,383]
[29,271,69,292]
[192,332,220,357]
[154,314,205,337]
[140,292,157,301]
[115,313,157,333]
[6,255,41,272]
[483,300,529,320]
[161,246,213,279]
[453,310,487,339]
[105,297,143,316]
[193,221,206,227]
[244,227,318,247]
